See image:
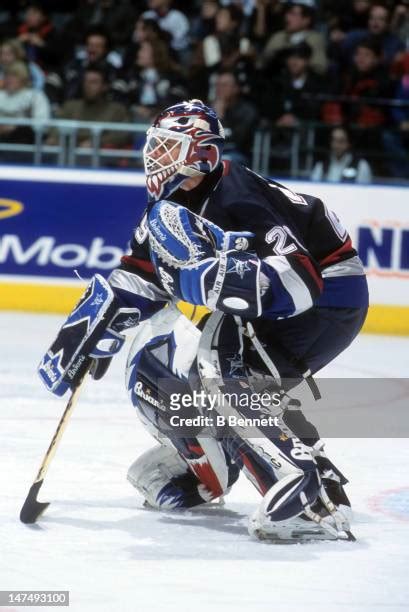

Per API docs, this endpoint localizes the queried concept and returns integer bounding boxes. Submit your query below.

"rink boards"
[0,166,408,335]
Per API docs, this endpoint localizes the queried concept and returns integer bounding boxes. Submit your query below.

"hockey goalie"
[38,100,368,542]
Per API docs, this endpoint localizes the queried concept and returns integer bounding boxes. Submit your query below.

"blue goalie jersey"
[108,160,368,323]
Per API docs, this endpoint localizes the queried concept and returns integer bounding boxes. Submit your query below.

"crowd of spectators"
[0,0,408,179]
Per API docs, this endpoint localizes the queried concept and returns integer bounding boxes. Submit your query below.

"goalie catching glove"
[38,275,140,396]
[147,200,265,318]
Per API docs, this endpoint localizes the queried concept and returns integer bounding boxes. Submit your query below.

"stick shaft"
[34,374,87,483]
[20,368,89,523]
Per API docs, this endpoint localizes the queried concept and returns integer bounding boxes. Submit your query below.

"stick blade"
[344,530,357,542]
[20,480,49,524]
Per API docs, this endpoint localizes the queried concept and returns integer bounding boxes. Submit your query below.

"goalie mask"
[143,99,225,201]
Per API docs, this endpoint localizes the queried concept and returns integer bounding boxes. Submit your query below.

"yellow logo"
[0,199,24,220]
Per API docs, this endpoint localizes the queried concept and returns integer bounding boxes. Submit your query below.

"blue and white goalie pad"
[148,201,263,318]
[38,275,127,397]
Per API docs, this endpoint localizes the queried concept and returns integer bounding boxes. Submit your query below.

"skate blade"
[253,527,356,543]
[141,498,226,512]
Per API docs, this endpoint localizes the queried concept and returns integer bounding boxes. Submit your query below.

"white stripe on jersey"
[321,255,366,278]
[108,269,169,302]
[263,255,313,315]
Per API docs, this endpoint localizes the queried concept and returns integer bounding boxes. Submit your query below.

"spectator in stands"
[142,0,190,56]
[63,0,137,49]
[390,1,409,46]
[393,55,409,126]
[122,17,171,72]
[46,65,130,148]
[122,38,187,122]
[190,0,219,42]
[328,0,373,70]
[62,27,120,101]
[341,4,404,67]
[0,0,407,182]
[0,0,77,35]
[342,38,392,127]
[0,60,50,146]
[210,69,259,162]
[311,126,373,183]
[261,41,324,126]
[222,0,256,18]
[260,1,328,75]
[252,0,285,47]
[191,4,254,100]
[201,5,250,69]
[327,0,373,40]
[217,0,258,36]
[382,52,409,177]
[0,38,45,90]
[345,0,373,30]
[17,3,63,71]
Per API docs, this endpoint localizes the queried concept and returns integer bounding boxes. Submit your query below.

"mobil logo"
[0,198,24,220]
[0,234,125,271]
[358,221,409,275]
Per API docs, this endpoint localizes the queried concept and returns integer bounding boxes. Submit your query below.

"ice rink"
[1,311,408,612]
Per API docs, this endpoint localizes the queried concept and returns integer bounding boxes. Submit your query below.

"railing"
[252,122,409,184]
[0,114,408,185]
[0,117,149,168]
[252,93,409,183]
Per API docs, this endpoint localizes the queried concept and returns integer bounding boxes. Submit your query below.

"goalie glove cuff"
[205,250,263,317]
[153,250,263,318]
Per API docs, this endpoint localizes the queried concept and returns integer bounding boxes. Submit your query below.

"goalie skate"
[249,490,355,543]
[248,512,354,543]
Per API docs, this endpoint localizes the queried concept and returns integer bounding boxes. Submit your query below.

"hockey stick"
[20,366,90,524]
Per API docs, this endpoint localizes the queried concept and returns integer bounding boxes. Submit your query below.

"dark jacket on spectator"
[118,66,188,111]
[262,69,324,122]
[220,97,259,159]
[342,30,404,66]
[63,58,118,101]
[18,16,64,71]
[63,1,137,49]
[343,65,392,126]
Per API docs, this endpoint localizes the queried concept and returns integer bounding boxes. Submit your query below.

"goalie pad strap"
[207,250,228,309]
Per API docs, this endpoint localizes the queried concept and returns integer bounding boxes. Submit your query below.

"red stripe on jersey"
[294,253,323,292]
[121,255,155,274]
[319,238,353,267]
[222,160,231,175]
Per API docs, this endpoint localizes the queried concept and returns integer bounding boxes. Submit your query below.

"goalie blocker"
[38,275,140,396]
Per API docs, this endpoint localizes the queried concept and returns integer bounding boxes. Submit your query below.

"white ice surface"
[1,312,408,612]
